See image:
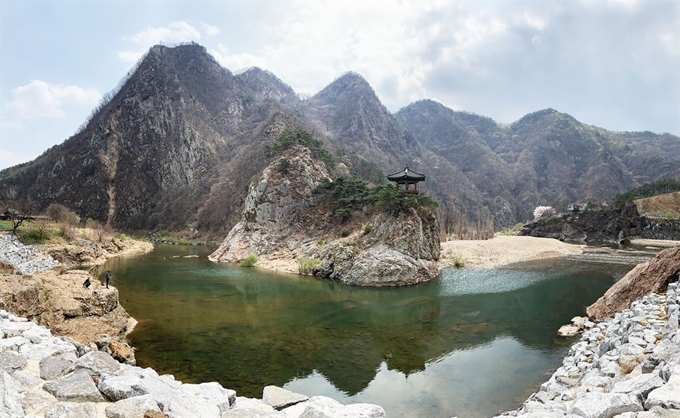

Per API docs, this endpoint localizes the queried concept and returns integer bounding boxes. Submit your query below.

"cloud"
[0,149,37,171]
[4,80,101,126]
[119,21,221,62]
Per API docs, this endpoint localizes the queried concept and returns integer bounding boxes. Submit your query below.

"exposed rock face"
[209,145,331,262]
[587,246,680,321]
[2,43,677,236]
[518,203,680,242]
[0,270,136,361]
[210,146,441,286]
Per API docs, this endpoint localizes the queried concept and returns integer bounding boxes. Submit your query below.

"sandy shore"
[254,236,586,274]
[630,238,680,248]
[438,235,584,269]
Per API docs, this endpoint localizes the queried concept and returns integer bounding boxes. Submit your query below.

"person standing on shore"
[105,271,111,289]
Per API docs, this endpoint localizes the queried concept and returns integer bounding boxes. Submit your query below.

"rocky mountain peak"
[235,67,298,104]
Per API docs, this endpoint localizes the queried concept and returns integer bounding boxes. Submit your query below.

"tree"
[533,206,555,220]
[46,203,69,222]
[1,188,34,235]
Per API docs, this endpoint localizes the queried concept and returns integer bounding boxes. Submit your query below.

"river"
[101,244,644,418]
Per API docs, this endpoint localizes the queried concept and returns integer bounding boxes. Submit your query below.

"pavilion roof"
[386,167,426,183]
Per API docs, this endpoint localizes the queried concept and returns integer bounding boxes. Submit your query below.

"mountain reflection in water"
[104,245,632,418]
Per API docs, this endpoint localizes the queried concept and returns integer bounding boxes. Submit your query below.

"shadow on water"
[104,245,627,418]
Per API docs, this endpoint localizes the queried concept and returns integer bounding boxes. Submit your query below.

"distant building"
[387,167,426,194]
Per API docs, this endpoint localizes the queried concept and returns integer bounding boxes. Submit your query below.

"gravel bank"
[494,282,680,418]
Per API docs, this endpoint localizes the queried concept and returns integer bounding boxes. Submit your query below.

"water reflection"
[104,245,624,418]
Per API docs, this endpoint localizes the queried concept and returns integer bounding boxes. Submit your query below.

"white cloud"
[4,80,101,126]
[201,22,221,36]
[119,21,221,62]
[0,149,37,171]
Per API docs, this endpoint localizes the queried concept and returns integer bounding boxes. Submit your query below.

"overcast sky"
[1,0,678,170]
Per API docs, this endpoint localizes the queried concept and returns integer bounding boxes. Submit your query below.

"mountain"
[1,43,678,235]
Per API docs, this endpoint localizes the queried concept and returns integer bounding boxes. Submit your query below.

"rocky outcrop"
[39,237,153,269]
[495,283,680,418]
[587,246,680,321]
[210,145,441,286]
[518,204,680,242]
[0,269,137,363]
[0,309,386,417]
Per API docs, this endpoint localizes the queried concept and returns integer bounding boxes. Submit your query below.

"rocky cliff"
[587,246,680,321]
[209,145,440,286]
[2,43,677,236]
[518,203,680,242]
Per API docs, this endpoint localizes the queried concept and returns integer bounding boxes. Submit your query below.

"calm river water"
[101,245,639,418]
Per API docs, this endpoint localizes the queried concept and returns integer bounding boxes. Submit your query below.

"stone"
[232,397,273,410]
[296,401,386,418]
[45,402,98,418]
[75,350,120,377]
[223,408,286,417]
[109,338,136,365]
[20,390,58,416]
[180,382,234,413]
[587,246,680,320]
[569,392,642,418]
[0,371,24,418]
[612,373,664,400]
[105,394,162,418]
[18,338,77,361]
[10,370,42,390]
[43,370,104,402]
[281,396,345,417]
[0,336,31,351]
[162,393,222,418]
[98,373,149,401]
[618,355,640,375]
[0,352,27,373]
[263,385,309,410]
[39,355,74,380]
[636,407,680,417]
[144,411,168,418]
[557,325,580,337]
[645,375,680,409]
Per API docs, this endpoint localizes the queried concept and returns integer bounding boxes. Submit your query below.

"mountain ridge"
[1,42,678,236]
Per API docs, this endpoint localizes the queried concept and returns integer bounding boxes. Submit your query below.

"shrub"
[46,203,69,222]
[363,224,373,235]
[298,257,320,275]
[240,253,258,267]
[277,159,291,174]
[339,229,350,238]
[59,224,77,241]
[119,233,128,241]
[450,253,465,268]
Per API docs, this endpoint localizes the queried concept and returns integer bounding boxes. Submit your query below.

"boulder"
[263,386,308,410]
[43,370,104,402]
[105,394,162,418]
[75,351,120,377]
[98,373,149,401]
[557,325,580,337]
[39,355,74,380]
[645,375,680,409]
[587,246,680,321]
[569,392,642,418]
[611,373,664,400]
[0,371,24,418]
[0,352,27,373]
[181,382,235,414]
[45,402,97,418]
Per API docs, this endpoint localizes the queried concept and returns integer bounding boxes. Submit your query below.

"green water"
[102,245,629,418]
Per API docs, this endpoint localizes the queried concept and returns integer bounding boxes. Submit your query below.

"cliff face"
[2,43,676,236]
[518,203,680,242]
[209,146,441,286]
[587,246,680,320]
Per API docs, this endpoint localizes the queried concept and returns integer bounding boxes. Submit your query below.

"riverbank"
[494,281,680,417]
[0,309,385,417]
[439,235,585,269]
[247,236,587,275]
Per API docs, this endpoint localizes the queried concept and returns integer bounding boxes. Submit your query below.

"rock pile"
[496,282,680,418]
[0,309,385,418]
[0,235,58,275]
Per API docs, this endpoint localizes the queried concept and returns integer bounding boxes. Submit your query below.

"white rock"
[569,392,642,418]
[0,371,24,417]
[645,375,680,410]
[263,386,308,410]
[105,394,161,418]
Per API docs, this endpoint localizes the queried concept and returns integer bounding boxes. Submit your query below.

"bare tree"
[1,188,33,235]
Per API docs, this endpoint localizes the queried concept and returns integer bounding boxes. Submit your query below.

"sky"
[0,0,678,170]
